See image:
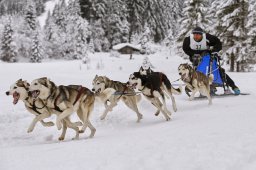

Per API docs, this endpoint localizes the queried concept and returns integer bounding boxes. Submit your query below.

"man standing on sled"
[182,26,240,95]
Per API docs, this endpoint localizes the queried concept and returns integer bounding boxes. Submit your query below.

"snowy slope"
[1,52,256,170]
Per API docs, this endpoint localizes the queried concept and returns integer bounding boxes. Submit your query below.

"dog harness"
[25,97,47,115]
[73,86,86,105]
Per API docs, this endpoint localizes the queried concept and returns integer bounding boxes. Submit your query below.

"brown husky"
[178,63,213,105]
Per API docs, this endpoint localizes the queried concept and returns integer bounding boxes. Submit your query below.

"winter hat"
[192,27,204,35]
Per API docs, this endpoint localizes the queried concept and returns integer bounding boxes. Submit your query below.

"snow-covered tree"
[30,32,43,62]
[126,0,145,42]
[246,0,256,68]
[1,19,17,62]
[216,0,249,72]
[24,0,37,30]
[177,0,210,44]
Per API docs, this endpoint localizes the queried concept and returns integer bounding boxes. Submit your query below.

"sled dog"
[138,66,182,114]
[178,63,213,105]
[6,79,83,140]
[29,77,96,139]
[92,75,143,122]
[128,72,181,121]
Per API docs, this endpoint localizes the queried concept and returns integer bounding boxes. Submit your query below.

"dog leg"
[86,119,96,138]
[123,97,143,122]
[80,103,96,138]
[40,120,54,127]
[149,97,170,121]
[204,88,212,105]
[159,93,171,116]
[58,120,67,141]
[56,108,74,130]
[189,90,197,101]
[170,94,177,112]
[100,102,117,120]
[27,112,52,133]
[65,118,80,140]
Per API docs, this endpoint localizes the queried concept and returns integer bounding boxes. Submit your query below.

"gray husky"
[92,75,143,122]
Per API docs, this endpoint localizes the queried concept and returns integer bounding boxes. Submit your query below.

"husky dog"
[138,67,182,113]
[128,72,181,121]
[6,79,82,140]
[29,77,96,139]
[178,63,213,105]
[92,75,143,122]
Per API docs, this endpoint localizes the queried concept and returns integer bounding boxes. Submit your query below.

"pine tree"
[1,19,17,62]
[246,0,256,67]
[24,0,37,30]
[126,0,145,42]
[217,0,249,72]
[177,0,210,44]
[30,32,43,63]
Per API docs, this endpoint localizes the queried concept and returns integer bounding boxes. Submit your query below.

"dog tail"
[161,73,182,95]
[171,85,182,95]
[209,74,214,85]
[136,94,142,103]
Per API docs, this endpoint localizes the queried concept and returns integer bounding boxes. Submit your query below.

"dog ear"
[24,81,30,87]
[94,75,98,79]
[103,76,110,82]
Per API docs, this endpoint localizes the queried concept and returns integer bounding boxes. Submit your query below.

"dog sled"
[193,53,249,99]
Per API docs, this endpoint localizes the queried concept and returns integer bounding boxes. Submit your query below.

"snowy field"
[1,52,256,170]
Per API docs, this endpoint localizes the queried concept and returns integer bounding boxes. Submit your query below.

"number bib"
[190,33,208,50]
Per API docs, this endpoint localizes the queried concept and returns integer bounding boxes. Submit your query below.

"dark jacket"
[183,33,222,62]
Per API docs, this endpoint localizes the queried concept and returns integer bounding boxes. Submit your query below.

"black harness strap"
[73,86,86,105]
[25,97,46,115]
[117,84,129,100]
[54,94,62,112]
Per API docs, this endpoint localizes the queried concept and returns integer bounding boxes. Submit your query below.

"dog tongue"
[12,92,19,105]
[32,91,38,98]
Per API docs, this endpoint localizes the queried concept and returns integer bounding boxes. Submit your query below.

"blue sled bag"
[196,53,223,86]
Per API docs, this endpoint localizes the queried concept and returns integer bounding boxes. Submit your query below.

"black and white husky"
[128,71,182,121]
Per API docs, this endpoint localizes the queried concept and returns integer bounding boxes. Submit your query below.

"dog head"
[29,77,56,100]
[139,66,153,76]
[178,63,193,81]
[6,79,30,105]
[92,75,110,94]
[128,72,142,89]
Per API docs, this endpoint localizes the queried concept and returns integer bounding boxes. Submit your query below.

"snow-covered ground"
[1,52,256,170]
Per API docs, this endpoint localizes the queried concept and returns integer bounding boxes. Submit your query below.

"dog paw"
[136,116,142,123]
[165,116,171,121]
[58,136,64,141]
[27,127,34,133]
[79,130,85,133]
[100,115,106,120]
[155,110,160,116]
[89,129,96,138]
[45,122,54,127]
[74,121,83,126]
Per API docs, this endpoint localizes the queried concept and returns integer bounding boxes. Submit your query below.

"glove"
[211,52,221,60]
[191,54,201,66]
